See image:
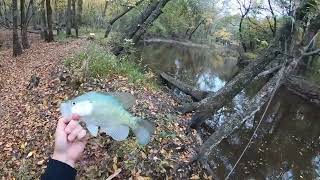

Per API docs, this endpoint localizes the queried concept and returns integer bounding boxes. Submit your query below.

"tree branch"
[302,48,320,56]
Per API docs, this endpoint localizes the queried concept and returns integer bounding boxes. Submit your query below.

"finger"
[56,118,67,132]
[67,125,83,142]
[64,120,79,134]
[77,129,87,141]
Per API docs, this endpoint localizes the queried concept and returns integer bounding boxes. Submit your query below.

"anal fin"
[101,125,129,141]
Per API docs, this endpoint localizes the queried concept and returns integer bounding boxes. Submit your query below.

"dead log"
[160,72,209,101]
[284,75,320,105]
[196,71,281,170]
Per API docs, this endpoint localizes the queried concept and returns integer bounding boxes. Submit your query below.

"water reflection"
[141,43,238,91]
[197,71,226,92]
[312,154,320,178]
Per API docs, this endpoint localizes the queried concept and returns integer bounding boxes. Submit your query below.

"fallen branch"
[256,65,282,78]
[284,75,320,105]
[144,38,211,49]
[302,48,320,57]
[160,72,209,101]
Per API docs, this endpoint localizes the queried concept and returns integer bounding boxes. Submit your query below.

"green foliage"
[65,43,156,88]
[148,0,216,38]
[242,52,258,60]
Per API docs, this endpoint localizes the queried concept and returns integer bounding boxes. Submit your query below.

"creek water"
[140,42,320,179]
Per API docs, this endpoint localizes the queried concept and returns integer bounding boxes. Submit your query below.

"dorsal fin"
[101,92,136,109]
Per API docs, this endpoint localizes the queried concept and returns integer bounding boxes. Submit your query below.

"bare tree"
[188,19,206,40]
[46,0,54,42]
[21,0,30,48]
[66,0,72,36]
[77,0,83,37]
[102,0,109,17]
[40,0,49,40]
[267,0,277,37]
[12,0,23,56]
[237,0,252,52]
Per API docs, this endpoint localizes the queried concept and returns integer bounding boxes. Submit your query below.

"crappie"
[60,91,154,145]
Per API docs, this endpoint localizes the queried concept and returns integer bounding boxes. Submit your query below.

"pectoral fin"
[101,125,129,141]
[86,124,99,137]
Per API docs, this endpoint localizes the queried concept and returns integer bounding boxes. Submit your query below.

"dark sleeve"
[41,159,77,180]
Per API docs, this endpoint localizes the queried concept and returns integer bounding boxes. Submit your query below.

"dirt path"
[0,39,86,177]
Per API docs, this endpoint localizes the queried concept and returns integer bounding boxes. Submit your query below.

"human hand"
[52,116,87,168]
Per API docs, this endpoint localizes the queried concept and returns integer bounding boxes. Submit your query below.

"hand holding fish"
[52,117,87,168]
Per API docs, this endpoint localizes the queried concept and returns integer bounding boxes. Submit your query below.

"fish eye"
[72,102,76,105]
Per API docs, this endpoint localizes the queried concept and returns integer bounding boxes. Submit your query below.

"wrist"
[52,152,75,168]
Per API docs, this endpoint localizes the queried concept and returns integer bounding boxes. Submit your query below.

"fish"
[60,91,154,145]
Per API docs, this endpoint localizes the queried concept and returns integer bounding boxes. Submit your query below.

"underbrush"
[64,43,157,89]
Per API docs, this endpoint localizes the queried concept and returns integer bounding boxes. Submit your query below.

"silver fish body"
[60,91,154,145]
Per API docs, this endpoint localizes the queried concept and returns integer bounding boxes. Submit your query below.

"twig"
[256,65,282,78]
[302,48,320,57]
[106,168,122,180]
[304,31,319,51]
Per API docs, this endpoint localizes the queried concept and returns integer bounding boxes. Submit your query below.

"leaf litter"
[0,39,210,179]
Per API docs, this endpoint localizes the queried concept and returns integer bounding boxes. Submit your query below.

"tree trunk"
[76,0,83,37]
[111,0,170,55]
[125,0,161,39]
[267,0,277,37]
[102,0,108,17]
[104,0,145,38]
[26,0,35,28]
[160,72,209,101]
[40,0,48,40]
[188,19,205,40]
[21,0,30,49]
[284,75,320,106]
[71,0,76,31]
[66,0,72,36]
[12,0,23,56]
[239,15,247,52]
[131,0,171,44]
[46,0,54,42]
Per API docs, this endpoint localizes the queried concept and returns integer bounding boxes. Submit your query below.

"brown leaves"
[0,37,203,179]
[0,39,85,178]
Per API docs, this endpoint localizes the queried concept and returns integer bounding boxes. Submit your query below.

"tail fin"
[133,119,154,145]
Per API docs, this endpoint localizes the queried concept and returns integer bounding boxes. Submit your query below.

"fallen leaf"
[37,160,45,165]
[106,168,122,180]
[26,151,35,158]
[190,175,200,179]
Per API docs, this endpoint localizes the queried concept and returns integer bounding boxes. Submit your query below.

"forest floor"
[0,38,206,179]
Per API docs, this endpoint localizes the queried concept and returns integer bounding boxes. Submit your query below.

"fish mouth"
[60,102,72,120]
